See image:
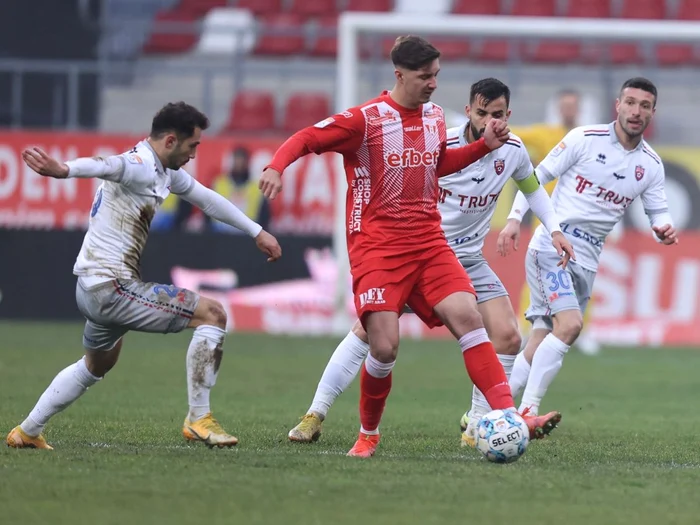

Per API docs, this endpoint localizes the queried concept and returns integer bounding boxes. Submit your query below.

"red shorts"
[352,244,476,329]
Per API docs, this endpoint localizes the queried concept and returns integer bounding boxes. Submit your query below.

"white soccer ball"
[475,409,529,463]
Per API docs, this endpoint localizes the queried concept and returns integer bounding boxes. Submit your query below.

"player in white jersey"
[498,77,678,417]
[6,102,282,450]
[286,78,574,444]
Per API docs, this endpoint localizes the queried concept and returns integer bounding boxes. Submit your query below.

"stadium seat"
[510,0,556,17]
[223,91,276,132]
[178,0,228,18]
[254,14,306,55]
[564,0,611,18]
[528,41,582,63]
[473,40,513,62]
[283,93,331,132]
[676,0,700,19]
[309,16,338,57]
[586,43,643,65]
[236,0,283,16]
[618,0,666,19]
[143,10,198,54]
[346,0,393,12]
[289,0,338,18]
[451,0,502,15]
[655,43,696,66]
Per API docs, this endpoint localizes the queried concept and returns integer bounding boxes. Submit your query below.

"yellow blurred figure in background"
[510,90,600,355]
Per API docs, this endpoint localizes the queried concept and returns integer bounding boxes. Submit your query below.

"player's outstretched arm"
[22,147,126,181]
[437,119,510,177]
[261,110,365,199]
[178,177,282,261]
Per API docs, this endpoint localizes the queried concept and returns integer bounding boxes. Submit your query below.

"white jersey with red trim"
[528,122,668,271]
[438,122,534,257]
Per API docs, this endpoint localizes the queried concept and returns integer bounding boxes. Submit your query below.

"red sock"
[359,365,392,432]
[461,338,514,410]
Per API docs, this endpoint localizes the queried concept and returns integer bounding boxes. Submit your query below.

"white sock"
[469,354,516,419]
[509,352,531,399]
[186,325,226,422]
[519,334,570,414]
[20,357,100,437]
[308,331,369,418]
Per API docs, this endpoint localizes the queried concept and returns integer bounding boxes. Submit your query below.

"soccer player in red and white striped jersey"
[260,36,561,457]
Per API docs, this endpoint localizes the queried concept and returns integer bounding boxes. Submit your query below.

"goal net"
[330,12,700,343]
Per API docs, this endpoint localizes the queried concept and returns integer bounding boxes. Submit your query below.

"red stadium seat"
[346,0,392,12]
[586,43,644,65]
[510,0,556,17]
[309,16,338,57]
[677,0,700,19]
[178,0,229,18]
[473,40,513,62]
[528,41,582,63]
[564,0,611,18]
[283,93,331,132]
[451,0,502,15]
[223,91,276,132]
[143,10,198,54]
[289,0,338,18]
[236,0,284,16]
[655,43,696,66]
[618,0,666,19]
[254,14,306,56]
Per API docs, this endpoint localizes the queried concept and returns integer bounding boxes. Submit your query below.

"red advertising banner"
[0,131,339,234]
[168,230,700,347]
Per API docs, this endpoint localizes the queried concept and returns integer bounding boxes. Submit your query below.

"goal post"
[331,12,700,332]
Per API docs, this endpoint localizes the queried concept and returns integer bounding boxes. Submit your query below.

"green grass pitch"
[1,321,700,524]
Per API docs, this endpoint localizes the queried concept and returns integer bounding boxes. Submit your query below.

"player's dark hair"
[469,78,511,107]
[150,101,210,139]
[390,35,440,70]
[557,88,580,99]
[620,77,658,107]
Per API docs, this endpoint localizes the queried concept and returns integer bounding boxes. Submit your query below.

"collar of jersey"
[141,139,166,174]
[380,90,423,115]
[607,121,644,152]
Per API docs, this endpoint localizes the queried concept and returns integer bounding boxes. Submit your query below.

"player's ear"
[164,133,177,149]
[394,68,402,84]
[614,98,621,115]
[464,104,470,116]
[506,108,512,120]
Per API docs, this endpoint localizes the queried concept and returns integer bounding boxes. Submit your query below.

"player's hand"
[483,119,510,150]
[22,147,69,178]
[259,168,282,200]
[552,231,576,269]
[255,229,282,262]
[652,224,679,245]
[497,219,521,257]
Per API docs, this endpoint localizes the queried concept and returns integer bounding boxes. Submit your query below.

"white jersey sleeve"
[170,168,196,195]
[512,142,535,182]
[640,162,673,238]
[536,127,587,184]
[66,155,126,182]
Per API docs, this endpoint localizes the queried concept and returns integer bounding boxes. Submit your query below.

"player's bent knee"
[553,310,583,345]
[191,298,227,329]
[369,337,399,362]
[494,327,521,356]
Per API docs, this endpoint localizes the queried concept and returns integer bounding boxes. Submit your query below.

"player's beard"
[621,116,647,138]
[470,122,485,141]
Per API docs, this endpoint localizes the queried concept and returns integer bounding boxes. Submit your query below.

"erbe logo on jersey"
[359,287,386,307]
[550,141,567,158]
[386,148,440,168]
[494,158,505,175]
[635,165,645,181]
[314,117,335,129]
[126,153,143,164]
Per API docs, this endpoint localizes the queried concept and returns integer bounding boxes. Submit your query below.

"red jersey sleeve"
[436,137,492,177]
[266,110,365,174]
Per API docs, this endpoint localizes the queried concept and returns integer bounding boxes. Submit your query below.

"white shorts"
[459,253,508,304]
[524,249,596,331]
[75,278,200,351]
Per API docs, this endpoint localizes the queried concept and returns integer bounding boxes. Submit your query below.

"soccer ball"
[475,409,529,463]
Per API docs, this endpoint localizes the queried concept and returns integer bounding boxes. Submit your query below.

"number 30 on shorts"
[545,270,571,292]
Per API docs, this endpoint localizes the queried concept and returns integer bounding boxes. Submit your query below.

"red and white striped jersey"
[268,90,492,271]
